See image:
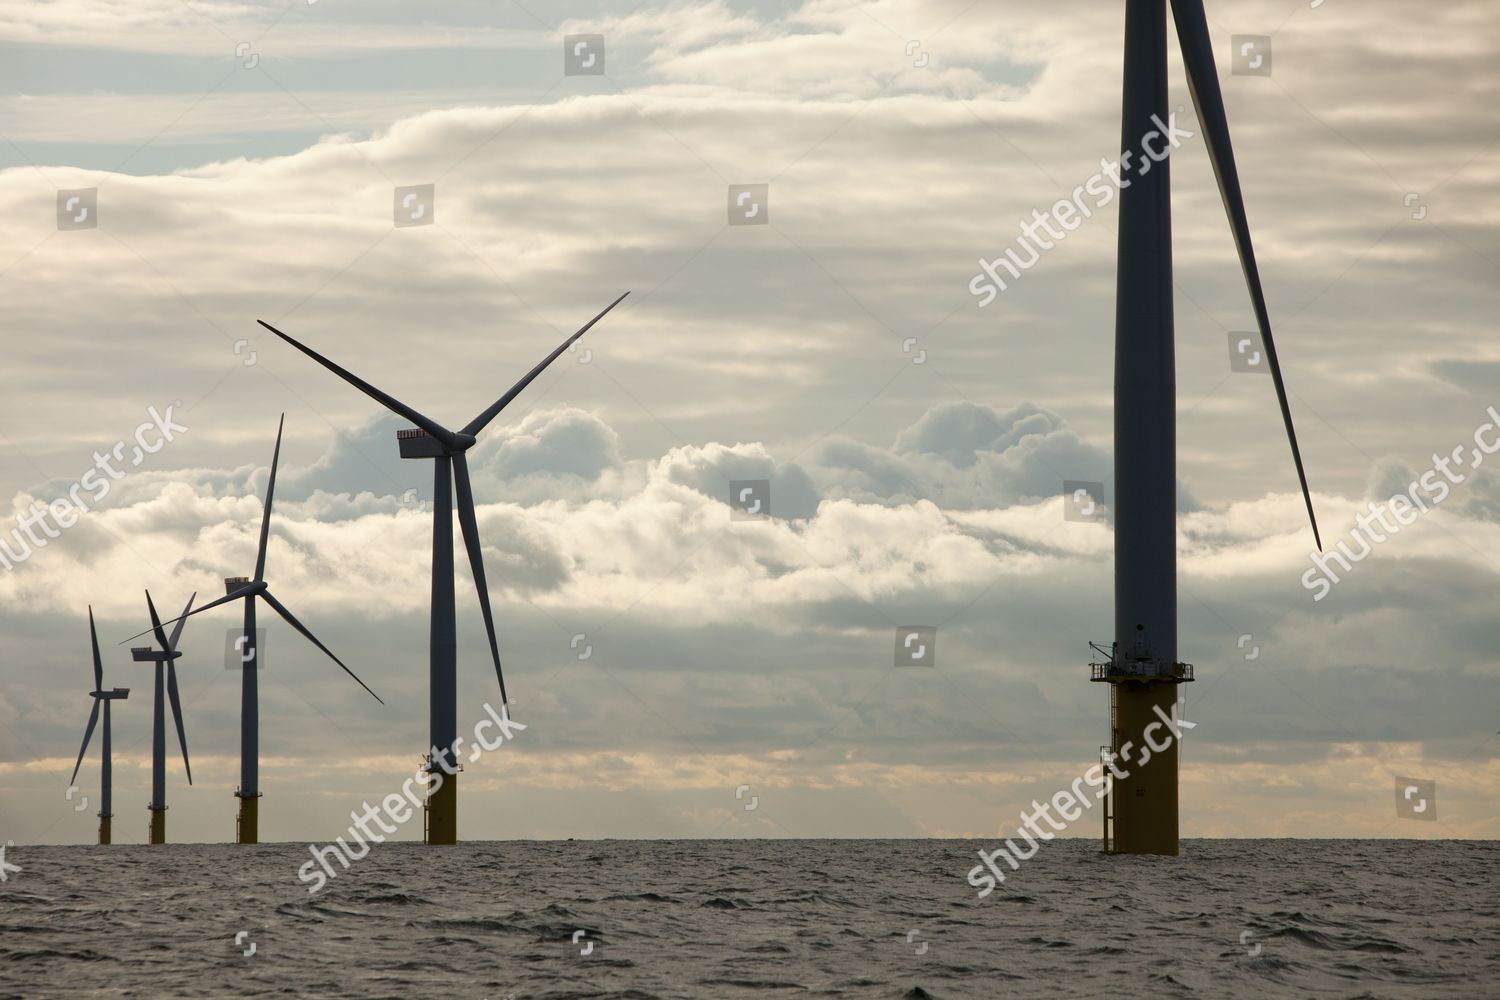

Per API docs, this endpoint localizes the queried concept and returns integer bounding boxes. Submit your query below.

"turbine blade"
[166,662,191,785]
[1171,0,1320,550]
[88,605,102,691]
[255,414,284,581]
[120,589,247,645]
[70,700,101,787]
[260,590,385,705]
[257,320,453,445]
[453,454,508,705]
[461,291,629,437]
[144,591,171,653]
[168,593,196,652]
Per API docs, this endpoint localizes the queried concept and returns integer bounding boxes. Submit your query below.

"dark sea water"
[1,839,1495,999]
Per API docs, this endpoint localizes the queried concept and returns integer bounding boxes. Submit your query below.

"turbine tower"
[69,607,129,845]
[124,415,384,844]
[129,591,195,845]
[1091,0,1319,855]
[259,291,628,843]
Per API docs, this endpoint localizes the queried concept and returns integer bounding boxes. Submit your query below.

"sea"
[1,839,1495,998]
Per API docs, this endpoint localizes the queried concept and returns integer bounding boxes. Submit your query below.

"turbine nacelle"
[131,646,182,664]
[395,427,478,457]
[224,576,266,597]
[397,428,448,458]
[90,687,130,700]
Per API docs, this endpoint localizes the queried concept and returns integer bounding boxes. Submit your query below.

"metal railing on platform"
[1089,660,1193,682]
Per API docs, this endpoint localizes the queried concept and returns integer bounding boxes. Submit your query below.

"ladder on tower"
[1101,695,1117,853]
[1101,745,1115,853]
[420,754,431,843]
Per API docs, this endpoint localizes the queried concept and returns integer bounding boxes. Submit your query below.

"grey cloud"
[812,400,1137,512]
[657,441,822,520]
[486,408,622,481]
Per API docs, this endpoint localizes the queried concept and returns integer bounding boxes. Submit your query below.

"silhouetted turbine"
[69,607,129,845]
[124,414,382,843]
[128,591,194,845]
[257,290,628,843]
[1094,0,1318,857]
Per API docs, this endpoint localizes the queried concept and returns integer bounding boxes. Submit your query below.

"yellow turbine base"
[1110,682,1181,856]
[237,794,260,845]
[426,772,457,845]
[149,807,166,845]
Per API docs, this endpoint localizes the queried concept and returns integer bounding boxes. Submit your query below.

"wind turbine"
[1089,0,1319,855]
[123,415,384,844]
[258,291,628,844]
[129,591,195,845]
[69,607,129,845]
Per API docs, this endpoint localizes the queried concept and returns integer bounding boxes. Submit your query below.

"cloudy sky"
[1,0,1496,847]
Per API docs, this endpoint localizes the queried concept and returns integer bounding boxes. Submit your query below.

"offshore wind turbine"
[69,607,129,845]
[124,415,383,844]
[1090,0,1319,855]
[129,591,195,845]
[258,291,628,844]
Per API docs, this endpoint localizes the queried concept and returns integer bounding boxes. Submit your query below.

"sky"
[1,0,1497,846]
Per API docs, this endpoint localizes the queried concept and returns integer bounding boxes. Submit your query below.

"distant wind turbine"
[1090,0,1319,856]
[69,607,129,845]
[258,290,628,844]
[124,415,383,844]
[129,591,195,845]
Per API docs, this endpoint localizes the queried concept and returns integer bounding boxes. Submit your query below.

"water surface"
[2,839,1495,998]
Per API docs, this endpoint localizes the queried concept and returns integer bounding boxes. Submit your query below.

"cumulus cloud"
[0,403,1239,633]
[812,400,1119,510]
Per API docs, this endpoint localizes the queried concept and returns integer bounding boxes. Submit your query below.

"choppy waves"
[2,839,1496,998]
